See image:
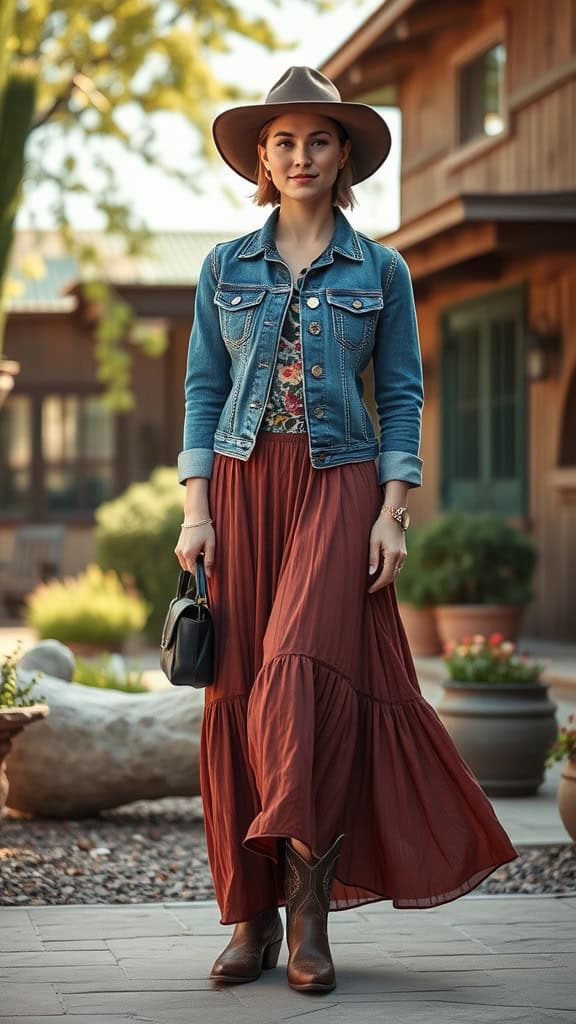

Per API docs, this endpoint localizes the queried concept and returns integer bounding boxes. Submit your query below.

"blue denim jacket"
[178,207,423,487]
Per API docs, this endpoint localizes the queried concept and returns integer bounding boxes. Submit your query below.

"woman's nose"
[293,146,312,165]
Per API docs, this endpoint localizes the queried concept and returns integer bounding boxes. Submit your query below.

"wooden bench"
[0,525,65,615]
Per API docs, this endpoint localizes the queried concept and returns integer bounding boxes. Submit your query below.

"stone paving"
[2,623,576,1021]
[1,896,576,1023]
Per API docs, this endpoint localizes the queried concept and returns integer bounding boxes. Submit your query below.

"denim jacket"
[178,207,424,487]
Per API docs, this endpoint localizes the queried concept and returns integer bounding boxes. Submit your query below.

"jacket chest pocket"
[327,291,383,351]
[214,287,267,348]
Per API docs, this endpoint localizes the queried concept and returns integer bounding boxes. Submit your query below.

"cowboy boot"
[284,834,344,993]
[209,907,283,984]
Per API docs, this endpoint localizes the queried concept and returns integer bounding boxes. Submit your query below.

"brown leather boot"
[284,834,344,993]
[209,907,283,984]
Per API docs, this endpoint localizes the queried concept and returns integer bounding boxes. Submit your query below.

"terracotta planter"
[398,603,442,656]
[0,704,50,813]
[436,680,557,796]
[434,604,524,647]
[558,758,576,842]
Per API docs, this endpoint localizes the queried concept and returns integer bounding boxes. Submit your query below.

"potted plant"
[416,512,538,645]
[0,646,49,814]
[436,633,557,796]
[396,529,442,656]
[545,715,576,842]
[25,563,149,655]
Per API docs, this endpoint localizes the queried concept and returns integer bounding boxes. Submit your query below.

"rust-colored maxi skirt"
[202,432,517,924]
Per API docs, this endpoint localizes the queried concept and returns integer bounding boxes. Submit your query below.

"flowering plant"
[443,633,545,683]
[545,715,576,767]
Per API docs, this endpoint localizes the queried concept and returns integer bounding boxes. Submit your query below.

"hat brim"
[212,101,392,186]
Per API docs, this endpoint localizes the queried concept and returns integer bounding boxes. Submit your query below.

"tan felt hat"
[212,66,392,186]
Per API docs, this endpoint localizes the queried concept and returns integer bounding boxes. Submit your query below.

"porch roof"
[321,0,474,100]
[380,191,576,282]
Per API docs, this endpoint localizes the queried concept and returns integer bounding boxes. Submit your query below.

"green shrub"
[94,466,185,640]
[416,512,538,605]
[72,655,147,693]
[26,564,149,647]
[0,645,45,707]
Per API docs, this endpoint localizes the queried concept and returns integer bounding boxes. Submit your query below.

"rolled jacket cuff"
[378,450,423,488]
[177,448,214,484]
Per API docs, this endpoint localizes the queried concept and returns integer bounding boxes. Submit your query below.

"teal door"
[441,287,526,516]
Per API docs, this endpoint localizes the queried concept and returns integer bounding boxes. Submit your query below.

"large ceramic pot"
[558,758,576,842]
[0,704,50,813]
[434,604,524,646]
[398,603,442,656]
[436,680,557,796]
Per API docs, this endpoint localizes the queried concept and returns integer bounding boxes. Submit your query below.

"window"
[0,395,32,515]
[441,288,526,516]
[458,43,506,144]
[0,392,117,520]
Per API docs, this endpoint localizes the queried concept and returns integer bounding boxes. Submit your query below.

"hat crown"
[265,66,342,106]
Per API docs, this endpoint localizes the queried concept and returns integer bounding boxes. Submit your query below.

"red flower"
[284,392,304,415]
[489,632,504,646]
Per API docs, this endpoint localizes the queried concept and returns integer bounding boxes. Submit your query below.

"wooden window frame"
[0,385,125,525]
[446,18,511,173]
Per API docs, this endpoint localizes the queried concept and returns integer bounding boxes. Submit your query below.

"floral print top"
[261,281,307,433]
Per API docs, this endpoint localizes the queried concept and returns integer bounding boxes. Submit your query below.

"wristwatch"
[382,505,410,531]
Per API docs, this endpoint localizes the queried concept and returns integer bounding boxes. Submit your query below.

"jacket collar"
[237,207,364,264]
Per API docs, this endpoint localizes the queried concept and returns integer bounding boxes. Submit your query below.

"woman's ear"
[339,138,352,168]
[257,143,269,174]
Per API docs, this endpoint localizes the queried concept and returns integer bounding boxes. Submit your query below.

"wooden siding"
[399,0,576,222]
[407,251,576,640]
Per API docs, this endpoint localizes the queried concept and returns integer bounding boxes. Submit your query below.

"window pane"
[45,465,114,511]
[43,396,79,461]
[41,394,116,513]
[454,328,480,479]
[82,396,115,459]
[490,319,517,478]
[0,396,32,513]
[459,43,506,143]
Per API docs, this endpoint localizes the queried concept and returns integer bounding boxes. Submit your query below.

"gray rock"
[6,644,203,818]
[19,639,75,682]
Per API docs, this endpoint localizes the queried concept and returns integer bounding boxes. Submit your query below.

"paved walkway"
[2,623,576,1021]
[1,897,575,1023]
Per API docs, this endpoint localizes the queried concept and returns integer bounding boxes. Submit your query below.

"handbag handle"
[176,555,209,605]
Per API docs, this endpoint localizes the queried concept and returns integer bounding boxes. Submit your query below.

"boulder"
[6,642,204,817]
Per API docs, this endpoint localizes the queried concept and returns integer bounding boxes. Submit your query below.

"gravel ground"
[1,798,575,905]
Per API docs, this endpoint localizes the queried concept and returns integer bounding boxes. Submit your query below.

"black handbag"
[160,555,214,687]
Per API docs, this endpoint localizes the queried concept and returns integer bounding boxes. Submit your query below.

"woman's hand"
[174,523,216,578]
[367,514,406,594]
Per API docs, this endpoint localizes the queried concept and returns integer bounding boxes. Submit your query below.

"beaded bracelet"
[180,517,213,528]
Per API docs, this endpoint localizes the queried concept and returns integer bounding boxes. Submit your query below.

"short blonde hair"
[253,118,356,210]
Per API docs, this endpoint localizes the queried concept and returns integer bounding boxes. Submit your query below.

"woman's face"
[258,112,350,203]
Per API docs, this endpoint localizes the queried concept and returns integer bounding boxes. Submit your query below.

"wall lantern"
[525,316,562,382]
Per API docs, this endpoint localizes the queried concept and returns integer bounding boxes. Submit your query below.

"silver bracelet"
[180,517,213,528]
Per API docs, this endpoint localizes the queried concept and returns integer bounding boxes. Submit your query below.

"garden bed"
[1,797,574,905]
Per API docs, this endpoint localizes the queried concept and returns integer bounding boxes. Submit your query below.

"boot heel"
[262,937,282,969]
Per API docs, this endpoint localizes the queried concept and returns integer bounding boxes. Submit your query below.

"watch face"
[401,509,410,530]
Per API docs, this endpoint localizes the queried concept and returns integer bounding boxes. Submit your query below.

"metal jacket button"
[308,321,322,335]
[231,296,242,305]
[306,296,320,309]
[311,364,324,378]
[313,406,325,418]
[249,400,261,408]
[352,299,363,309]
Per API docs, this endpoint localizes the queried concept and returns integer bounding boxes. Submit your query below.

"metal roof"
[6,230,231,311]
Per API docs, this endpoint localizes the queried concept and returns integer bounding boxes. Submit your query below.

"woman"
[175,66,517,994]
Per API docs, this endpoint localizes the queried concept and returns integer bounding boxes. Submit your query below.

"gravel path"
[1,798,575,905]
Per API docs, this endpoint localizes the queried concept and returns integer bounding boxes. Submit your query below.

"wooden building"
[0,231,227,579]
[323,0,576,639]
